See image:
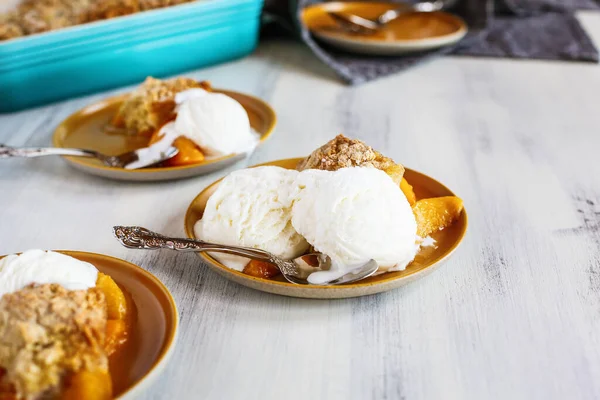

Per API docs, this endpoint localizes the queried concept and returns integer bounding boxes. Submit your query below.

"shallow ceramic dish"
[301,2,467,56]
[184,158,467,299]
[0,0,263,112]
[52,89,276,181]
[0,251,179,399]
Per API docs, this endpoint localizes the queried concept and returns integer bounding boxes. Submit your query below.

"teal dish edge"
[0,0,263,113]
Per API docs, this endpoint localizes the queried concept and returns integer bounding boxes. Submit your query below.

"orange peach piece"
[105,320,128,356]
[96,273,127,320]
[62,370,112,400]
[400,178,416,206]
[243,260,281,279]
[0,368,16,400]
[413,196,464,238]
[0,390,15,400]
[149,130,205,167]
[110,114,125,128]
[165,136,205,167]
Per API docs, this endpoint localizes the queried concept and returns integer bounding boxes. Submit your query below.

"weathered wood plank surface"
[1,12,599,399]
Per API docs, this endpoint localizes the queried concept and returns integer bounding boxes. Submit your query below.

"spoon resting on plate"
[112,226,379,286]
[328,0,445,34]
[0,143,179,169]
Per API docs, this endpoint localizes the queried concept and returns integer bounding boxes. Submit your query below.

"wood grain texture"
[1,12,600,399]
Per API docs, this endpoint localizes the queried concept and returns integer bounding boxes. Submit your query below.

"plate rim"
[63,251,179,399]
[302,2,468,48]
[0,250,179,399]
[184,157,468,295]
[52,89,277,174]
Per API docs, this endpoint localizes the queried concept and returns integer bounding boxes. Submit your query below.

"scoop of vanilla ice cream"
[290,167,417,283]
[195,166,310,271]
[173,88,258,157]
[0,249,98,298]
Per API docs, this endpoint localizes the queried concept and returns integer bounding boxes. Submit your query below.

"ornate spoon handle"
[112,226,275,262]
[0,144,97,159]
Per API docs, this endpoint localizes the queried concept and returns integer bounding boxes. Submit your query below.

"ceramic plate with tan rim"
[0,251,179,398]
[301,2,468,56]
[52,90,276,181]
[184,158,467,299]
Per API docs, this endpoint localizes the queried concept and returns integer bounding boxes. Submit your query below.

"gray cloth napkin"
[264,0,600,84]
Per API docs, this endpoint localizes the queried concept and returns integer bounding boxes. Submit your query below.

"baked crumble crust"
[112,76,212,136]
[0,0,194,41]
[0,284,108,400]
[297,134,405,184]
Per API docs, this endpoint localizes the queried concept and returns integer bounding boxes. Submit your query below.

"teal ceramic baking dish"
[0,0,263,113]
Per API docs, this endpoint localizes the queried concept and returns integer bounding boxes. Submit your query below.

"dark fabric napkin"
[263,0,600,84]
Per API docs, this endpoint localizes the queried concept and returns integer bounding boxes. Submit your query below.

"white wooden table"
[2,12,600,400]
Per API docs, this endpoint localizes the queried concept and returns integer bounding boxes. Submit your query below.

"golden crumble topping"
[138,0,192,11]
[111,76,212,136]
[0,284,108,400]
[0,0,194,41]
[85,0,140,21]
[297,134,405,184]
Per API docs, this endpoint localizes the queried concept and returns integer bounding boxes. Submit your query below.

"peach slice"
[400,178,416,206]
[104,320,128,357]
[149,129,205,167]
[243,260,281,279]
[413,196,464,238]
[0,368,16,400]
[96,273,127,321]
[62,370,112,400]
[167,136,205,166]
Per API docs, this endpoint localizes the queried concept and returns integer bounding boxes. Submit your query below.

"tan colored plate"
[302,2,467,55]
[0,251,179,398]
[184,158,468,299]
[53,90,276,181]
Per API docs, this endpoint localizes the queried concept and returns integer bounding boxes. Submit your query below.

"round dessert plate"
[0,251,179,398]
[184,158,468,299]
[301,2,468,56]
[53,90,276,181]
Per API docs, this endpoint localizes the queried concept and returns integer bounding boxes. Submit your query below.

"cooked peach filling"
[0,273,129,400]
[243,260,281,280]
[96,273,129,358]
[400,178,416,206]
[111,76,212,167]
[412,196,464,238]
[148,129,205,167]
[55,273,129,400]
[61,370,113,400]
[96,273,127,321]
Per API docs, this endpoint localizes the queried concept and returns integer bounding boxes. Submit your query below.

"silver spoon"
[328,0,445,34]
[0,143,179,169]
[112,226,379,286]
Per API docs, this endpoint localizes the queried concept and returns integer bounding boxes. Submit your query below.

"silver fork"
[112,226,379,285]
[0,144,178,169]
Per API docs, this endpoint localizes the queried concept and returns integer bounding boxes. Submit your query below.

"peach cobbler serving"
[194,135,464,284]
[0,250,130,400]
[109,76,259,168]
